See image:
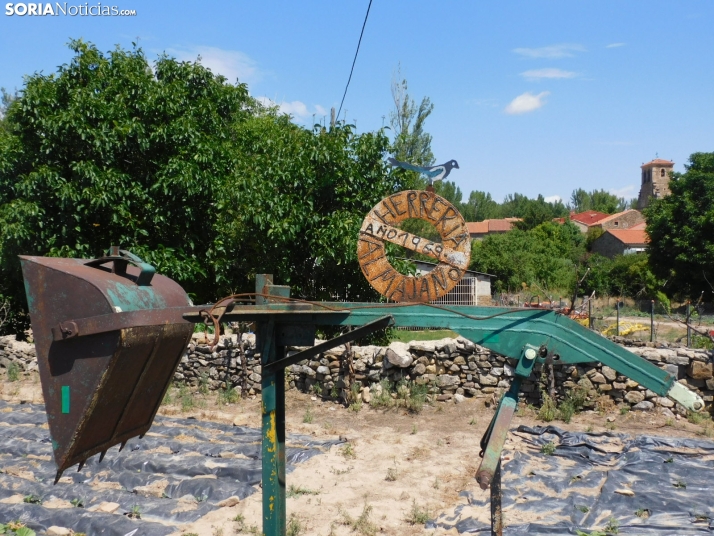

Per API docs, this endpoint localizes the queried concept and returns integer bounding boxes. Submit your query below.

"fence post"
[686,301,691,347]
[588,298,593,330]
[650,300,655,343]
[616,300,620,337]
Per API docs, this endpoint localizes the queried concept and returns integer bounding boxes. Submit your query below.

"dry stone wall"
[2,334,712,414]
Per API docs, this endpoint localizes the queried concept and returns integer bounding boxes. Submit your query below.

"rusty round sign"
[357,190,471,302]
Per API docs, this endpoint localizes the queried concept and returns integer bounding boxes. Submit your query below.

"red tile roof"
[466,218,521,234]
[608,229,649,245]
[641,158,674,168]
[630,222,646,230]
[570,210,610,226]
[466,221,489,234]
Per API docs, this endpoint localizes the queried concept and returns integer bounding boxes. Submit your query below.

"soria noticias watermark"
[5,3,137,16]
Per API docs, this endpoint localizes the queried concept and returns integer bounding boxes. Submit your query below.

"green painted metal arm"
[320,304,704,412]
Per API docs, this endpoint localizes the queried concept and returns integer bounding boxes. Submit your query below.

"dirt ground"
[1,371,711,536]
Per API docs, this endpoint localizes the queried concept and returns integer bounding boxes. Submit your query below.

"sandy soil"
[1,370,710,536]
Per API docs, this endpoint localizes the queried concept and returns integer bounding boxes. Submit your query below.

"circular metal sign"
[357,190,471,302]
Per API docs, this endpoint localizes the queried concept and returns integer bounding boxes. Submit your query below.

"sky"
[1,1,713,206]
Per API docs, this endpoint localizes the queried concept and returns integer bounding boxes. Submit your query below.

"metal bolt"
[524,348,537,361]
[694,400,704,411]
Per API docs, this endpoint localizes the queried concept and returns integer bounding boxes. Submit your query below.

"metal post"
[686,301,691,347]
[588,298,593,330]
[616,301,620,337]
[259,318,286,536]
[650,300,655,343]
[490,460,503,536]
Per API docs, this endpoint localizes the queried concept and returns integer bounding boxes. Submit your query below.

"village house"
[591,225,649,258]
[413,260,494,305]
[466,218,521,240]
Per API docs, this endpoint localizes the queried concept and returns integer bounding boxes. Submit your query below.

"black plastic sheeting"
[429,425,714,534]
[0,400,340,536]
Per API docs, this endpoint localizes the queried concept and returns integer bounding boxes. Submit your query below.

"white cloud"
[609,185,637,198]
[166,46,261,84]
[513,44,585,59]
[505,92,550,115]
[606,42,626,48]
[521,68,577,81]
[544,195,562,204]
[256,97,327,122]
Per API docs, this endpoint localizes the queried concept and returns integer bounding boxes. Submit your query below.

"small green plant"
[605,421,616,430]
[385,466,398,482]
[330,384,338,399]
[687,410,711,425]
[540,442,556,456]
[538,393,558,422]
[0,521,36,536]
[586,425,594,433]
[287,485,320,498]
[469,417,476,425]
[339,504,377,536]
[664,418,675,427]
[312,383,323,397]
[199,372,209,394]
[369,379,395,409]
[635,508,650,518]
[673,479,686,488]
[432,477,439,489]
[604,516,619,534]
[664,456,674,463]
[22,494,41,504]
[349,400,363,412]
[178,384,195,412]
[286,514,304,536]
[303,407,314,424]
[162,386,174,405]
[411,424,417,435]
[70,497,84,508]
[217,382,239,405]
[128,504,141,519]
[405,382,429,413]
[6,362,20,382]
[575,531,606,536]
[405,500,432,525]
[576,505,589,513]
[619,406,630,415]
[340,442,356,459]
[195,493,208,502]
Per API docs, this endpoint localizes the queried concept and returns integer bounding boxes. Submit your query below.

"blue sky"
[1,1,713,206]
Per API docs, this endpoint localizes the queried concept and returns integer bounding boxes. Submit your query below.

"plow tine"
[119,441,127,452]
[54,470,63,485]
[77,460,85,472]
[98,450,107,463]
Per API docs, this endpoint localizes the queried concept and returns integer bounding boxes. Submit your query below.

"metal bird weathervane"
[17,156,707,536]
[388,157,459,188]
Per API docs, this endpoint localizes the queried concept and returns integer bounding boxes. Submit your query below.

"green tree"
[568,188,629,214]
[645,152,714,299]
[463,190,502,221]
[389,65,434,191]
[470,221,584,293]
[0,40,400,333]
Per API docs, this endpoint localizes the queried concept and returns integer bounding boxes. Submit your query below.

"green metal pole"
[259,319,286,536]
[650,300,655,343]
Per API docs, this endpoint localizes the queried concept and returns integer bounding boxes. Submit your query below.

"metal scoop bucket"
[20,248,194,479]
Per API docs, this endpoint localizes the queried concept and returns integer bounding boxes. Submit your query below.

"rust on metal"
[20,252,194,474]
[357,190,471,302]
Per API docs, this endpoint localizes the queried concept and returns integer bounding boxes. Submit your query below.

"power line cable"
[336,0,373,122]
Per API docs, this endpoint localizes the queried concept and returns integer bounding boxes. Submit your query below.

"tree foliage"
[568,188,630,214]
[0,40,400,333]
[579,253,665,302]
[645,152,714,299]
[470,221,585,293]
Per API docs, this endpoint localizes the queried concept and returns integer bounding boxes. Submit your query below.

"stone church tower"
[637,158,674,209]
